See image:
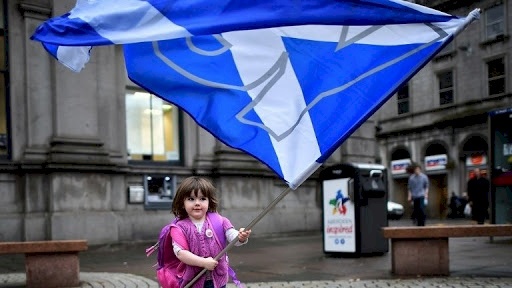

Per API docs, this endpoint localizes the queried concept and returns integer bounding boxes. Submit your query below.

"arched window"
[425,143,447,156]
[462,135,488,155]
[390,147,412,175]
[391,148,411,160]
[462,135,488,171]
[424,142,448,172]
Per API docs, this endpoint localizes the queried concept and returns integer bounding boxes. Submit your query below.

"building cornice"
[376,94,512,138]
[379,92,511,124]
[18,2,51,20]
[376,110,488,139]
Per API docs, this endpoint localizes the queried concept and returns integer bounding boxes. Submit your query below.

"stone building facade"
[377,0,512,219]
[0,1,377,244]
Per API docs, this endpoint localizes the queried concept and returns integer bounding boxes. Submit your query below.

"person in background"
[448,191,460,219]
[467,168,490,224]
[458,192,469,218]
[408,165,429,226]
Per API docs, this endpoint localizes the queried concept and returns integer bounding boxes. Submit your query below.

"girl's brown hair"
[171,176,219,219]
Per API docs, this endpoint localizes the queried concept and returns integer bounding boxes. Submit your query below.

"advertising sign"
[465,154,487,167]
[425,154,447,171]
[390,159,411,175]
[323,178,355,253]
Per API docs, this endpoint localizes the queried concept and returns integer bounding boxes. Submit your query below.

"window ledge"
[433,50,457,62]
[487,92,508,99]
[439,102,456,108]
[480,34,510,47]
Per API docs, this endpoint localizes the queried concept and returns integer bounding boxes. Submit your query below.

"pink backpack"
[146,213,241,288]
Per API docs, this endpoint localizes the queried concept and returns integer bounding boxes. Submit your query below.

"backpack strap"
[207,212,226,246]
[145,218,181,269]
[146,218,179,257]
[206,212,243,288]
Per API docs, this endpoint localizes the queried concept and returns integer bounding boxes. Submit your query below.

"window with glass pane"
[487,58,505,96]
[485,4,504,39]
[0,1,8,156]
[438,71,454,105]
[125,90,181,162]
[397,83,409,114]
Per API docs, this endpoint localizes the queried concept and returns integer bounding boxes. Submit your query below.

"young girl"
[170,176,251,288]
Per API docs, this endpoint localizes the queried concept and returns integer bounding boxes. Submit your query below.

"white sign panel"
[390,159,411,175]
[128,185,144,203]
[323,178,356,253]
[425,154,447,171]
[465,154,487,167]
[504,143,512,156]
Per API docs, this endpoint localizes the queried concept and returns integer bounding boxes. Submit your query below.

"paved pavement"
[1,219,512,287]
[2,273,512,288]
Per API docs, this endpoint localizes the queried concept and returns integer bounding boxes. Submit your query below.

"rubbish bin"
[320,163,389,256]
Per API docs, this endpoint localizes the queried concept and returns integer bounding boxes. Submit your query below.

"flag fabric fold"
[32,0,457,46]
[31,0,479,189]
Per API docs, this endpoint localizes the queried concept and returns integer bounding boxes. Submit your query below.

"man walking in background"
[467,168,490,224]
[408,165,429,226]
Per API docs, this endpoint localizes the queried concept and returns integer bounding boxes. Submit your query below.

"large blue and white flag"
[31,0,479,189]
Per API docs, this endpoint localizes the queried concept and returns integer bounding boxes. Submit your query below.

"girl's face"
[184,189,209,221]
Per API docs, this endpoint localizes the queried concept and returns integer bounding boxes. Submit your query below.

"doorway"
[428,174,448,219]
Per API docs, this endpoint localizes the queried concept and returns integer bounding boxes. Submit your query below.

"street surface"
[1,219,511,287]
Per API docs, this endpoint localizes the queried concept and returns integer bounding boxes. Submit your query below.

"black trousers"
[472,205,488,224]
[412,197,426,226]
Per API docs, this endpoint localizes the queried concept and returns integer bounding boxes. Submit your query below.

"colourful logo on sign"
[393,163,408,171]
[391,159,411,175]
[426,158,446,167]
[329,189,350,215]
[425,154,447,171]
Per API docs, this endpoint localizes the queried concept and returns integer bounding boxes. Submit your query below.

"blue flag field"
[31,0,479,189]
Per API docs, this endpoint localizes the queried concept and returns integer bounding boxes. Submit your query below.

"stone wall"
[0,0,377,244]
